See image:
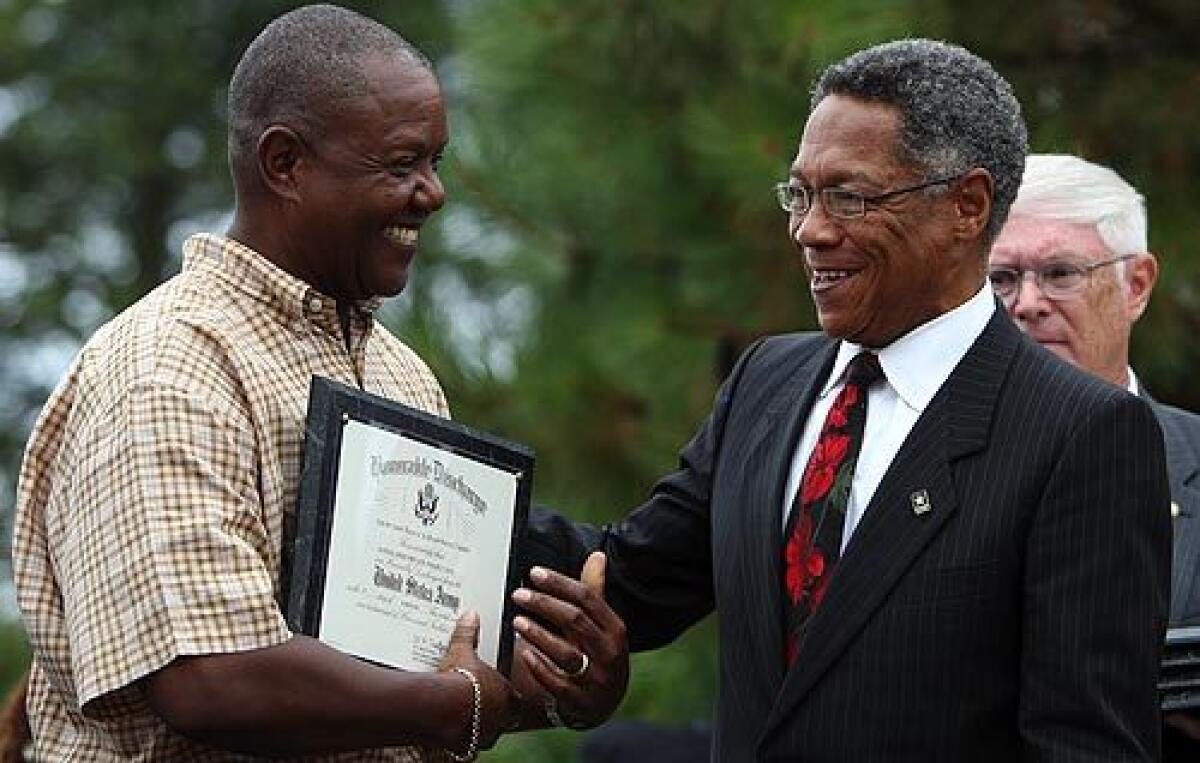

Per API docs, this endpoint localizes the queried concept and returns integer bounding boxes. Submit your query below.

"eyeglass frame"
[773,172,966,219]
[987,254,1137,303]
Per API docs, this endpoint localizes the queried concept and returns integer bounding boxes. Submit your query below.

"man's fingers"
[511,565,630,732]
[513,614,587,676]
[512,585,602,648]
[527,566,587,603]
[520,643,583,703]
[448,609,480,650]
[580,552,606,594]
[523,563,624,633]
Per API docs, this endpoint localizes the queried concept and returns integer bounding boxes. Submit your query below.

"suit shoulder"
[1009,336,1132,404]
[1149,400,1200,465]
[710,331,831,413]
[1001,337,1162,444]
[1152,400,1200,437]
[747,331,831,368]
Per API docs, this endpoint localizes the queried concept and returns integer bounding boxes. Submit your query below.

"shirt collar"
[182,233,382,332]
[1127,366,1139,396]
[822,283,996,413]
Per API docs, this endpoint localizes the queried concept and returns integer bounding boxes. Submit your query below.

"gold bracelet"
[445,667,481,762]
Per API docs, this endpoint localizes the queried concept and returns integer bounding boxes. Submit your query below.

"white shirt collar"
[821,283,996,412]
[1127,366,1139,396]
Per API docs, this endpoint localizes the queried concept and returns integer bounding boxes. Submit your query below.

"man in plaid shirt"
[12,5,627,760]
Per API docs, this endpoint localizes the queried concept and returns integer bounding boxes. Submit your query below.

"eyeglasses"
[987,254,1135,302]
[773,174,963,219]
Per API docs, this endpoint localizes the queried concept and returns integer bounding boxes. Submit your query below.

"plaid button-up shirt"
[14,234,448,760]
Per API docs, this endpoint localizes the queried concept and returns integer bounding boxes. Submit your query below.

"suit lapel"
[760,312,1021,745]
[738,338,838,686]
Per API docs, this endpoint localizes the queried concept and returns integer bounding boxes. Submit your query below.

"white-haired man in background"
[989,153,1200,760]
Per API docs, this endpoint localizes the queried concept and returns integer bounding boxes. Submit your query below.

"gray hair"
[1009,154,1147,257]
[812,39,1028,243]
[227,4,432,175]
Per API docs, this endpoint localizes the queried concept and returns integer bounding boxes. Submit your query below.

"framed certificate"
[282,376,533,676]
[1161,626,1200,711]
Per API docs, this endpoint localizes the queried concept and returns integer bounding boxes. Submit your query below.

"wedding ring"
[566,651,590,679]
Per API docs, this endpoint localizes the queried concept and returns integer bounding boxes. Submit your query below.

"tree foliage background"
[1,0,1197,759]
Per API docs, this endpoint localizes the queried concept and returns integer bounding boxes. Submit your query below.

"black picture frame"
[281,375,534,677]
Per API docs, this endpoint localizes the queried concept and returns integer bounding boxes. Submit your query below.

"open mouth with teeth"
[810,268,861,292]
[383,225,419,247]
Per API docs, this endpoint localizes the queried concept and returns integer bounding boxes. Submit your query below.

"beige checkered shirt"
[13,234,449,761]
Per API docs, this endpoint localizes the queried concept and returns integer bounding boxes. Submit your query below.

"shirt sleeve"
[51,380,291,714]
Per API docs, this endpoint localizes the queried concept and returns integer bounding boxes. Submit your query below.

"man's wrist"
[443,667,481,761]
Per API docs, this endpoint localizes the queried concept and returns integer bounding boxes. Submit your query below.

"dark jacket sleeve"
[1019,389,1172,761]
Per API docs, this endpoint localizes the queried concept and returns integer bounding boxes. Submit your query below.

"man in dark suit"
[990,152,1200,759]
[523,40,1172,760]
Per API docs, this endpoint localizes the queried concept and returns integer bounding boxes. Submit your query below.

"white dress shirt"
[782,284,996,551]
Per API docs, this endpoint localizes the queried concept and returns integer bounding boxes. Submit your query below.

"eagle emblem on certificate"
[415,483,440,526]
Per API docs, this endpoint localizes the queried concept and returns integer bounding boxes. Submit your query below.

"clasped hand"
[510,552,629,729]
[437,551,629,751]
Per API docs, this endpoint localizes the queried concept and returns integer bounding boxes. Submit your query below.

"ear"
[256,125,308,204]
[952,168,993,244]
[1124,252,1158,323]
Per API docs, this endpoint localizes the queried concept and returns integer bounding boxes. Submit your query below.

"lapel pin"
[1171,501,1181,519]
[910,489,931,516]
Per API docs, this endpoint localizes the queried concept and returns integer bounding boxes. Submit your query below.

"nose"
[791,201,841,250]
[414,167,446,213]
[1009,270,1051,323]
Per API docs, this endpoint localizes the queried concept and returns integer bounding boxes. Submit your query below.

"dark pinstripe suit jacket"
[1149,399,1200,627]
[529,310,1171,762]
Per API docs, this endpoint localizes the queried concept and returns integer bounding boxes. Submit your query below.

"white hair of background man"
[1008,154,1148,273]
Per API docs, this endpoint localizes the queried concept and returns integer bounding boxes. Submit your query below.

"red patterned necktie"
[783,352,883,666]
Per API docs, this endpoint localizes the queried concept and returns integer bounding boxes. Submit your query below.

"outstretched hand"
[511,552,629,729]
[439,610,518,751]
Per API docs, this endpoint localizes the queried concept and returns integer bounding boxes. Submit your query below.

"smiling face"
[788,95,985,348]
[989,214,1156,387]
[289,54,448,301]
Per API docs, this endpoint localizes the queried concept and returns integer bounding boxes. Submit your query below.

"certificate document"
[283,377,533,675]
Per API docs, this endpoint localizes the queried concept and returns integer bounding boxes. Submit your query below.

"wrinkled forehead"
[315,56,445,143]
[990,215,1111,264]
[790,95,908,183]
